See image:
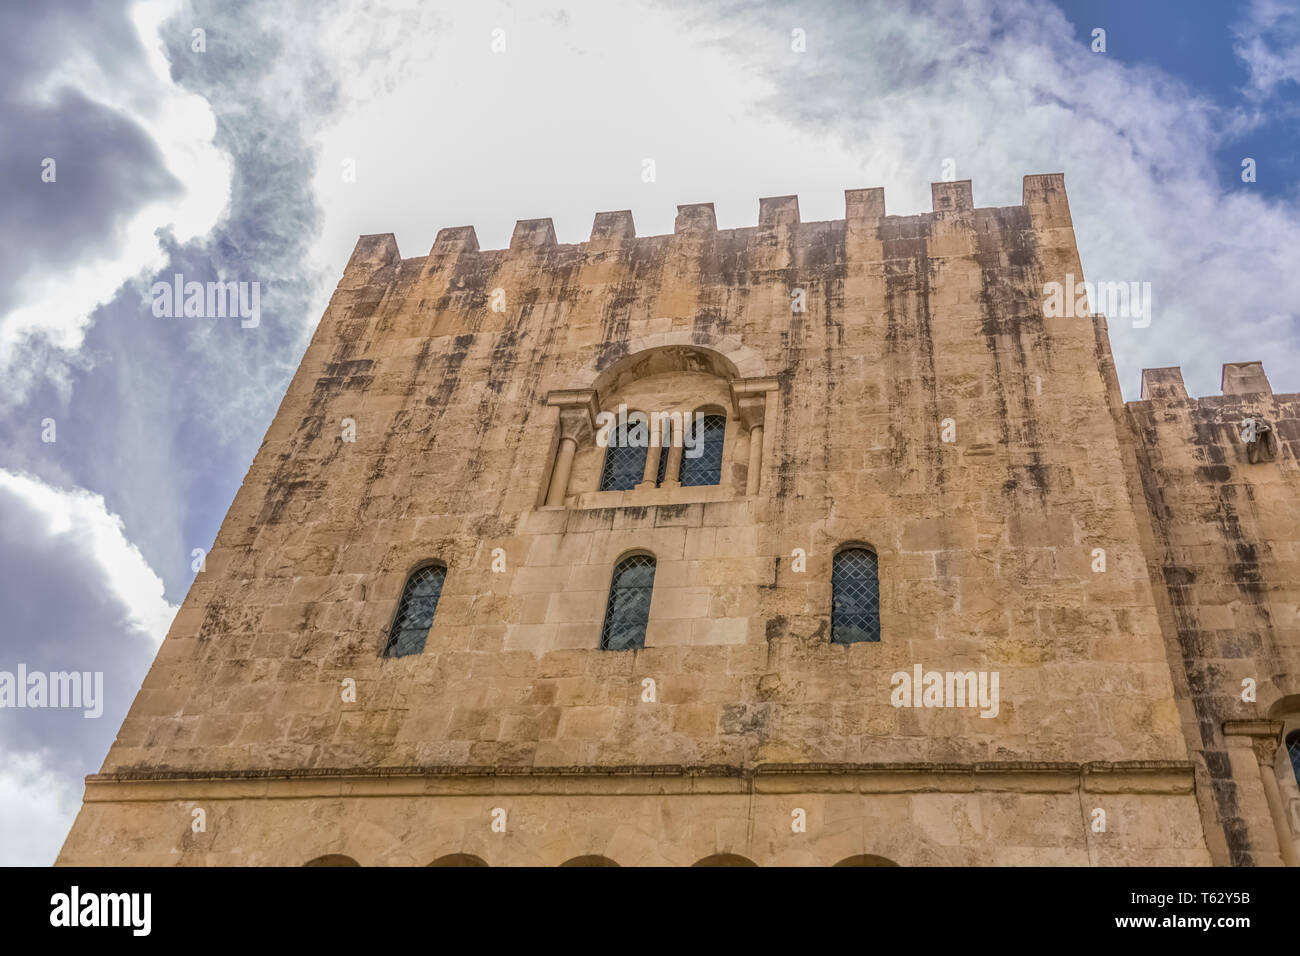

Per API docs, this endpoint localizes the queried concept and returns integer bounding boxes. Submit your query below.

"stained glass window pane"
[385,564,446,657]
[831,548,880,644]
[599,419,649,491]
[1288,731,1300,790]
[679,414,726,487]
[600,554,656,651]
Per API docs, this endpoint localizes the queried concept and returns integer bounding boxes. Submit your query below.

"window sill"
[559,484,738,510]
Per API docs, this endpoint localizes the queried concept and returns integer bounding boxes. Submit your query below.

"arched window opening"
[385,563,446,657]
[692,854,757,867]
[600,554,656,651]
[559,855,620,867]
[679,413,726,487]
[1287,730,1300,790]
[599,416,649,491]
[304,854,360,867]
[831,547,880,644]
[833,854,899,866]
[428,854,488,867]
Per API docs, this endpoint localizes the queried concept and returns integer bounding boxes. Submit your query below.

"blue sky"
[1058,0,1300,199]
[1,0,1298,864]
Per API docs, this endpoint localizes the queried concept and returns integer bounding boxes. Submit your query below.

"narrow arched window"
[600,554,656,650]
[831,547,880,644]
[599,416,649,491]
[385,563,446,657]
[679,413,726,486]
[1288,730,1300,789]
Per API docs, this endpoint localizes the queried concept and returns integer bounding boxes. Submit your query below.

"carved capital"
[736,395,766,432]
[546,388,599,446]
[558,406,594,444]
[1222,719,1285,764]
[1251,735,1282,765]
[729,376,778,431]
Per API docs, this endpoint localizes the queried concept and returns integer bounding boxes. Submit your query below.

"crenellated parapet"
[338,173,1074,277]
[1132,361,1295,462]
[1136,361,1285,403]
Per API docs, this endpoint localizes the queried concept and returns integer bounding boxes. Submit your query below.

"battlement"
[1137,361,1289,403]
[342,173,1071,272]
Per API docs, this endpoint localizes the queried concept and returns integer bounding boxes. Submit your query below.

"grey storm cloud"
[2,0,357,605]
[0,482,156,777]
[0,1,183,317]
[0,2,442,863]
[0,1,417,856]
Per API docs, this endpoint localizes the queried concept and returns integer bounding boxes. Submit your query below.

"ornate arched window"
[679,413,726,487]
[1287,730,1300,789]
[598,416,649,491]
[831,547,880,644]
[600,554,656,650]
[385,562,446,657]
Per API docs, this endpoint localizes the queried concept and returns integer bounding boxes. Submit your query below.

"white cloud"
[0,0,231,397]
[308,0,865,268]
[1233,0,1300,95]
[0,470,176,644]
[0,749,83,866]
[302,0,1300,398]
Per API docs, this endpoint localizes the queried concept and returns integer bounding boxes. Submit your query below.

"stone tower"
[57,174,1300,866]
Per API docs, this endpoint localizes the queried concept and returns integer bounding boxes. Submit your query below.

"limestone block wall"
[1126,362,1300,866]
[59,174,1211,864]
[59,766,1207,867]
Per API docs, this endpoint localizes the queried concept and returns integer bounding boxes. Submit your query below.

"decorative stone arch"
[564,331,769,392]
[544,333,778,505]
[1268,693,1300,722]
[1258,683,1300,720]
[303,854,360,867]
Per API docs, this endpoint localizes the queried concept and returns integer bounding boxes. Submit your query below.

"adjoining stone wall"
[58,765,1207,867]
[59,174,1214,865]
[1126,363,1300,866]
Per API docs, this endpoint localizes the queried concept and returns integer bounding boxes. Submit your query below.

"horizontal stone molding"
[82,760,1197,802]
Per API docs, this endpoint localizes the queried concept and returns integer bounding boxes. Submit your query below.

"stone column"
[1223,719,1296,866]
[1255,736,1300,867]
[660,415,684,489]
[731,378,778,496]
[543,389,599,507]
[636,416,667,490]
[547,434,578,506]
[746,425,764,495]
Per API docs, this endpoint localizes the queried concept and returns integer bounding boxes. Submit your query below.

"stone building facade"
[57,174,1300,866]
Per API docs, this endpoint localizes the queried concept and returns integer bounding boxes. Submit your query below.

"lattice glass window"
[385,563,446,657]
[679,414,726,487]
[600,554,656,651]
[599,419,649,491]
[831,547,880,644]
[1288,730,1300,790]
